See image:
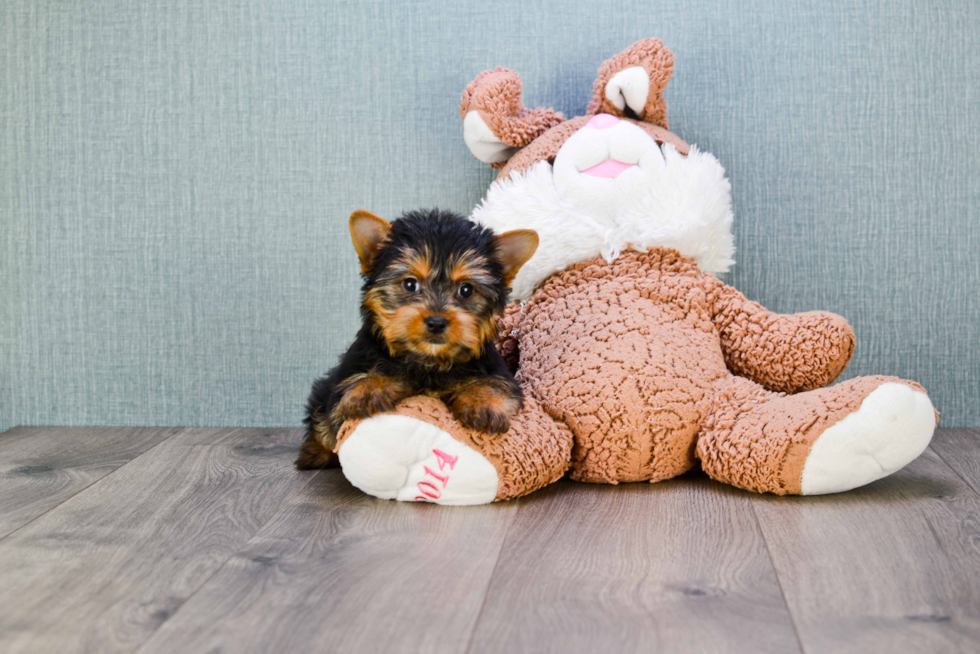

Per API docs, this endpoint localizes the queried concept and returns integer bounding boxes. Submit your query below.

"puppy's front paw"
[448,381,522,434]
[333,373,410,422]
[453,402,512,434]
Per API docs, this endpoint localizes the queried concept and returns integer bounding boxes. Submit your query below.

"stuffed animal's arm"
[494,302,527,374]
[703,275,856,394]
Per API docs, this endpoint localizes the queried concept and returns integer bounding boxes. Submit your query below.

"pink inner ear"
[581,159,634,178]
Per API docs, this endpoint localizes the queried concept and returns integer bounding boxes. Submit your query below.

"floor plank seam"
[0,427,183,543]
[750,501,807,654]
[929,439,980,499]
[461,498,521,654]
[130,468,324,654]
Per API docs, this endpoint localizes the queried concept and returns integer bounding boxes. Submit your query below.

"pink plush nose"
[587,113,619,129]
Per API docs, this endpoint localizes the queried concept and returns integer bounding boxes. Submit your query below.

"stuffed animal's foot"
[800,382,935,495]
[338,413,500,505]
[334,394,572,504]
[698,375,936,495]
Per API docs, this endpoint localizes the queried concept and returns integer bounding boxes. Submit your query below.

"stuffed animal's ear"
[587,38,675,129]
[460,68,565,167]
[493,229,539,284]
[349,210,392,274]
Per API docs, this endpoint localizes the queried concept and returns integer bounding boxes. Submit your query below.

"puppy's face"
[348,210,538,368]
[366,244,499,365]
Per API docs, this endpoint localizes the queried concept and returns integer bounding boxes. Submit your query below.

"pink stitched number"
[415,449,459,502]
[433,449,458,471]
[418,481,442,499]
[423,466,449,488]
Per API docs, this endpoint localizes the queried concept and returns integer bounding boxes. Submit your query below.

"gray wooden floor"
[0,427,978,654]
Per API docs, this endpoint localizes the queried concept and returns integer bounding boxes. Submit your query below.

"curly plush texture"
[336,390,572,502]
[460,67,566,156]
[697,375,927,494]
[586,38,674,127]
[505,248,927,492]
[459,42,688,178]
[705,276,856,393]
[518,249,728,484]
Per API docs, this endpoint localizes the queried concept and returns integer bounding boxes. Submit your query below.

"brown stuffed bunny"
[333,39,937,505]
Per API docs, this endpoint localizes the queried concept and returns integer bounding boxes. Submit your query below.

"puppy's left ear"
[349,210,392,274]
[494,229,539,284]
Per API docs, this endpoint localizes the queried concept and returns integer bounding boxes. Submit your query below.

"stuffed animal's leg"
[334,390,572,504]
[697,375,936,495]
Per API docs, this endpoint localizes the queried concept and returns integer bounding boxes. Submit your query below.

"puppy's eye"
[402,278,419,293]
[457,283,474,299]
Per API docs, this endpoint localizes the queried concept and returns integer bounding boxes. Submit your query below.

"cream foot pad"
[801,383,936,495]
[338,414,499,505]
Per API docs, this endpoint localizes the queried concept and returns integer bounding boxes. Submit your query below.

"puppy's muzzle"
[424,316,449,335]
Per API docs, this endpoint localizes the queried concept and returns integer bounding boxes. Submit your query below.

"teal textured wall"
[2,0,978,430]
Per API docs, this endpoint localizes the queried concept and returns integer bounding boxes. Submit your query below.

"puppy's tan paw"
[448,381,521,434]
[333,373,411,422]
[453,402,512,434]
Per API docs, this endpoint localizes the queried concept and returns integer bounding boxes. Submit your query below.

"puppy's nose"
[424,316,448,335]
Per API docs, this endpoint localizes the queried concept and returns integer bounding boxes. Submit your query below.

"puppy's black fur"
[296,209,537,470]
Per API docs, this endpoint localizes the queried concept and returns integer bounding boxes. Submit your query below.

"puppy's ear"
[349,210,392,274]
[493,229,539,284]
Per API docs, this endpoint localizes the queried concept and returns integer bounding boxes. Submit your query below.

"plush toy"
[333,39,937,505]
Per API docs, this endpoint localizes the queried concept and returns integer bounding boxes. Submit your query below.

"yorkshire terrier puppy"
[296,208,539,469]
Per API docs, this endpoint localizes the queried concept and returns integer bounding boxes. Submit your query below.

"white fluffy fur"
[471,122,735,300]
[340,414,499,505]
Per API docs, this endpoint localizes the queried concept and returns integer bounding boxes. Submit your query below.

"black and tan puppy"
[296,208,538,469]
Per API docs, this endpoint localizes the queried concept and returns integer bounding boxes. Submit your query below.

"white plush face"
[471,114,736,300]
[552,113,669,219]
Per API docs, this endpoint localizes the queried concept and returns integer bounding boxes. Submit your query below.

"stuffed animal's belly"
[519,292,729,484]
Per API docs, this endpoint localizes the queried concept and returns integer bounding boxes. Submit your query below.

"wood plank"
[137,469,517,654]
[753,445,980,653]
[0,427,315,654]
[931,428,980,496]
[0,427,178,539]
[467,476,800,654]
